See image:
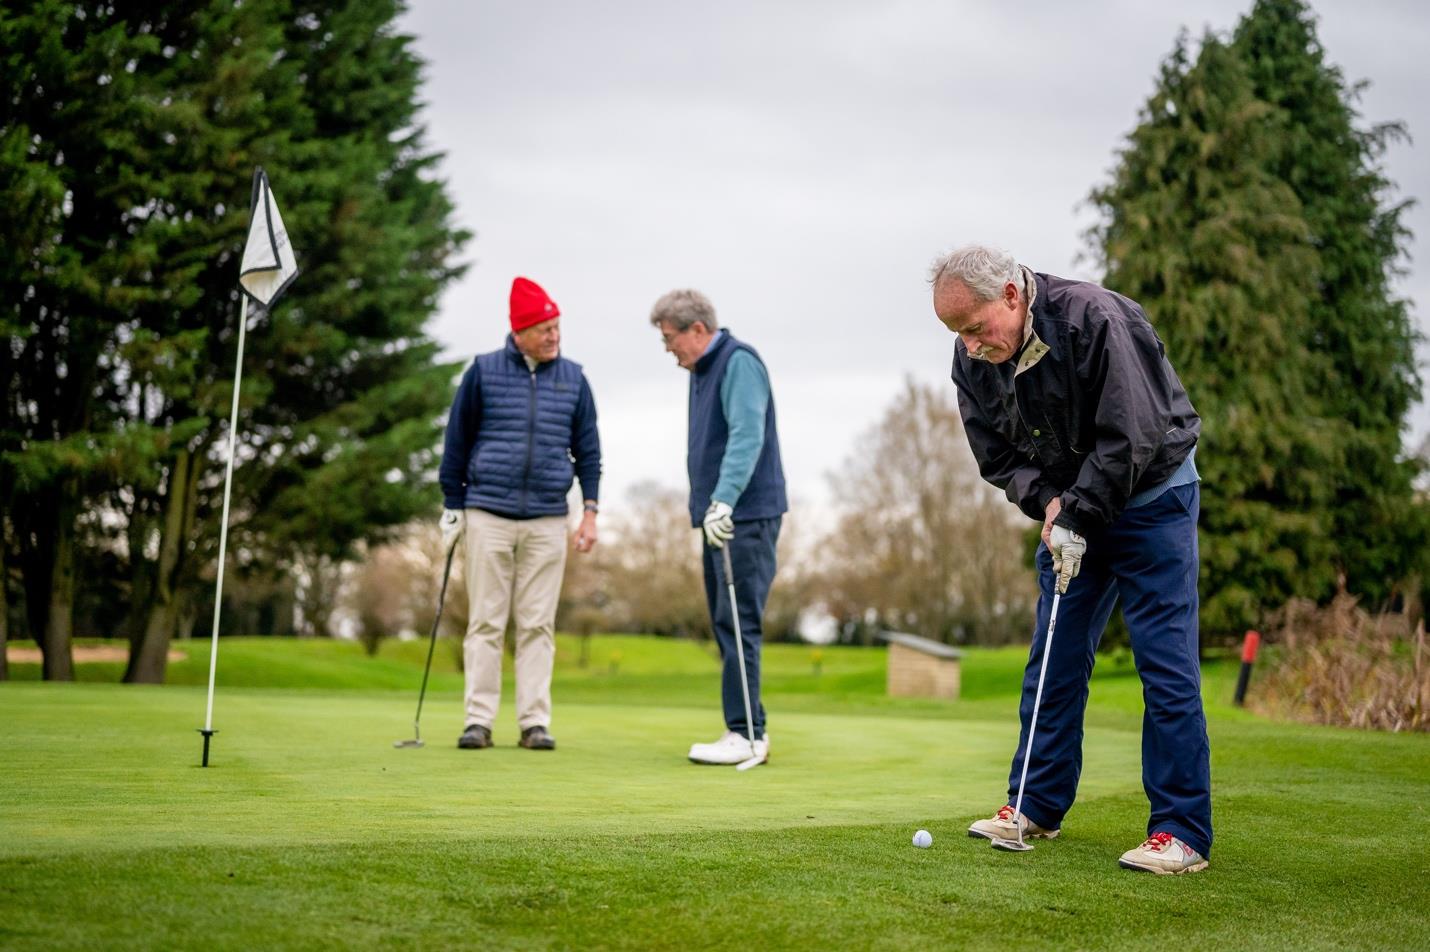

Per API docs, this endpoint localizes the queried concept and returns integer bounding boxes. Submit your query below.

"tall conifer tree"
[1089,6,1424,634]
[1232,0,1424,604]
[1,1,469,680]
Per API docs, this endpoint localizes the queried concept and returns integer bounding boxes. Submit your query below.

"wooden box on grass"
[879,631,963,700]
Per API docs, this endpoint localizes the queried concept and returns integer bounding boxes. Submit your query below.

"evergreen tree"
[1,0,190,678]
[1088,9,1424,635]
[1,1,468,680]
[1231,0,1425,606]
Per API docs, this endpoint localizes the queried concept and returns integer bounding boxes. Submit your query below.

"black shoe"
[518,725,556,750]
[457,723,492,749]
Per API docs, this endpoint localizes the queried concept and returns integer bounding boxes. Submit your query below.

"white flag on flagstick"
[200,166,301,767]
[239,166,299,308]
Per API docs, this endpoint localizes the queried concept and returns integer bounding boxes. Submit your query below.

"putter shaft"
[1000,590,1061,851]
[721,545,764,771]
[395,544,456,750]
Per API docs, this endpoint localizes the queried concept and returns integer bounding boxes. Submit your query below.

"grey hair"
[928,245,1020,301]
[649,289,718,332]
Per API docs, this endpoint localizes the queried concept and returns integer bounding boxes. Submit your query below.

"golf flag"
[239,167,299,309]
[200,167,300,768]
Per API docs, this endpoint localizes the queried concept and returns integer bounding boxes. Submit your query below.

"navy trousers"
[702,516,781,737]
[1008,482,1212,857]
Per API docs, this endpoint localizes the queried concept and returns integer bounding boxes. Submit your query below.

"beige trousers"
[463,509,568,730]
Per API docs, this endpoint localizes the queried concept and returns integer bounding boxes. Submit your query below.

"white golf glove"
[439,508,464,554]
[1049,524,1086,595]
[702,501,735,549]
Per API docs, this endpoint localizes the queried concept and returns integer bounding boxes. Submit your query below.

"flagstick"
[200,294,250,767]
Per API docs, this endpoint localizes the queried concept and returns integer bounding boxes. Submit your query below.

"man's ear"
[1003,281,1020,309]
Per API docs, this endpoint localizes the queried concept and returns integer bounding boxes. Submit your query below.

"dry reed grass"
[1250,593,1428,733]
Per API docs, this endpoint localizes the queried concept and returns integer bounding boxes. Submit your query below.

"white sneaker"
[967,804,1060,841]
[1118,832,1208,874]
[688,731,768,765]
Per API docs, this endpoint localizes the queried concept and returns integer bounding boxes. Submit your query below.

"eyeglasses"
[660,326,692,346]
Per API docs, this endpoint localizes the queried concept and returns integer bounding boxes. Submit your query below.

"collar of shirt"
[700,328,727,358]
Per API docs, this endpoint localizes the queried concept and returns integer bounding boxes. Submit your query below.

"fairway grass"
[2,636,1427,950]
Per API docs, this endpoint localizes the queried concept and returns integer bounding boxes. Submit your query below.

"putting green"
[3,686,1145,853]
[2,636,1426,950]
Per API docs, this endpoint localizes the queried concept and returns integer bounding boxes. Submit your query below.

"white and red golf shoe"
[967,804,1060,841]
[1118,831,1208,874]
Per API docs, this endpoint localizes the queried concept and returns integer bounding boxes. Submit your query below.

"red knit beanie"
[509,277,560,331]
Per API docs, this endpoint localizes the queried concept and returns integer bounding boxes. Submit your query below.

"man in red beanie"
[438,276,602,751]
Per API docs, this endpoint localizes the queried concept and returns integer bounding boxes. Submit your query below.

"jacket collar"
[1014,270,1050,377]
[693,328,733,375]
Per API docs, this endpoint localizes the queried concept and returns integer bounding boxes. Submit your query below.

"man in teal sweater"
[650,289,788,766]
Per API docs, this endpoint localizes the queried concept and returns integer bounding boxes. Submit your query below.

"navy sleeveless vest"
[686,331,788,526]
[466,336,585,517]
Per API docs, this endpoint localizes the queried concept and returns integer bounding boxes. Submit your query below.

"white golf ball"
[912,829,932,849]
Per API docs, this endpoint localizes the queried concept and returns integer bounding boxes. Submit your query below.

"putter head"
[392,738,424,749]
[989,836,1033,852]
[735,755,764,772]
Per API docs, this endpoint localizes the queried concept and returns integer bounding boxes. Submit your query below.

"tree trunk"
[126,597,178,684]
[177,599,198,640]
[42,495,76,681]
[0,534,9,681]
[122,498,157,654]
[20,500,49,660]
[298,553,339,637]
[125,450,195,684]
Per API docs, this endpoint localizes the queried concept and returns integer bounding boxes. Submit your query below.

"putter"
[394,543,457,749]
[991,587,1062,853]
[720,544,765,772]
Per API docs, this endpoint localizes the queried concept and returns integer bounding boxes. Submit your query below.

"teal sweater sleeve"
[713,350,770,506]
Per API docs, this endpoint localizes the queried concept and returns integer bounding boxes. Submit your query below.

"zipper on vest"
[520,368,536,514]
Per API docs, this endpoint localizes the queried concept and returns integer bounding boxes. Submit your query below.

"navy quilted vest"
[687,331,788,526]
[465,336,584,517]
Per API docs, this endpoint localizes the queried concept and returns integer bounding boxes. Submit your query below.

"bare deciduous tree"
[342,524,468,655]
[338,377,1037,653]
[817,377,1036,645]
[598,482,710,640]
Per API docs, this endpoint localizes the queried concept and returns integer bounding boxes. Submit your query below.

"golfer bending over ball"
[651,289,786,767]
[931,245,1211,874]
[438,276,602,752]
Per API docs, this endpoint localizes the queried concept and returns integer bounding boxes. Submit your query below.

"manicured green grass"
[2,635,1426,950]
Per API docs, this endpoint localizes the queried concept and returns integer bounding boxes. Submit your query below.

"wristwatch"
[583,501,599,513]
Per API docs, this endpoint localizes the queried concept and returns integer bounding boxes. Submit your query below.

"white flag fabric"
[239,167,299,308]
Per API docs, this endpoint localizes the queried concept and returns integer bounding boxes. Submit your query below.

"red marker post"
[1233,630,1261,706]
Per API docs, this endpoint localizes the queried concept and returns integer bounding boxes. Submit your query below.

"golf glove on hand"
[1049,524,1086,594]
[702,501,735,549]
[439,508,464,554]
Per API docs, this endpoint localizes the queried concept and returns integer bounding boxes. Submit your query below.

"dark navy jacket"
[439,336,600,518]
[687,330,787,527]
[951,273,1199,536]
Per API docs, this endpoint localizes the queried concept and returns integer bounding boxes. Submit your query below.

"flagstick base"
[198,729,217,767]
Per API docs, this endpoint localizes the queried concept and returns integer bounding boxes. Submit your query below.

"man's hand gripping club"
[703,500,734,549]
[1042,497,1086,595]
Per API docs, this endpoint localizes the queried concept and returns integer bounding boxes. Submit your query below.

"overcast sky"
[398,0,1430,520]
